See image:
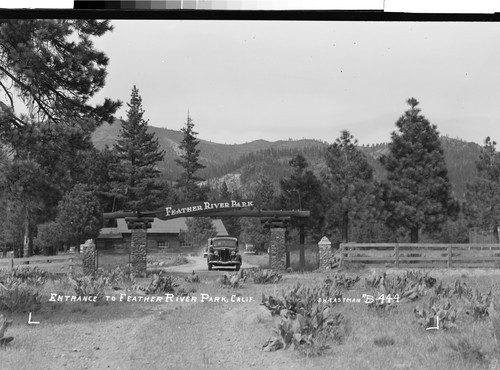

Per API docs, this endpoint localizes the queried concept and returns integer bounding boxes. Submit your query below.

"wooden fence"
[0,255,77,271]
[338,243,500,268]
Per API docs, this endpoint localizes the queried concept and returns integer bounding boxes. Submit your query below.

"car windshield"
[213,239,237,248]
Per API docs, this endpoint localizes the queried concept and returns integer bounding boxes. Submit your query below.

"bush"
[248,268,282,284]
[414,296,458,330]
[0,284,41,313]
[68,274,105,303]
[0,266,50,287]
[261,283,349,356]
[97,267,139,291]
[365,270,434,302]
[217,272,246,289]
[146,271,179,294]
[433,280,494,320]
[184,271,200,283]
[325,273,359,290]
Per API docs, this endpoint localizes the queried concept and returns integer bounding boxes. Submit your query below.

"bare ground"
[2,266,500,369]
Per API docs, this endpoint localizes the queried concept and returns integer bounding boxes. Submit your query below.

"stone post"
[269,227,286,271]
[81,239,97,275]
[130,228,147,277]
[318,236,333,270]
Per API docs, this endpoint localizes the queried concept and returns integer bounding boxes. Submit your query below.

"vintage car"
[243,243,256,254]
[206,236,242,271]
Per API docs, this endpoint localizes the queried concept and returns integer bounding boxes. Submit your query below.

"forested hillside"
[92,121,482,199]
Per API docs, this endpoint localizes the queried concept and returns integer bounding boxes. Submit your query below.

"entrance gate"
[99,200,309,276]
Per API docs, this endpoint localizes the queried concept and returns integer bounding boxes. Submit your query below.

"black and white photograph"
[0,5,500,370]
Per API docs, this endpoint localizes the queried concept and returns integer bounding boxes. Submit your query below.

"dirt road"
[162,255,258,273]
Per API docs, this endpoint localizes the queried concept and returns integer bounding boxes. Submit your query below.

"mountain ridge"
[92,121,483,199]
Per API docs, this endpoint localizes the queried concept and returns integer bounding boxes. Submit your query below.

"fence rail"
[0,255,77,270]
[338,243,500,268]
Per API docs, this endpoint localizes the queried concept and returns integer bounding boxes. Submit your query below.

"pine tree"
[323,130,376,243]
[56,184,103,247]
[0,19,120,145]
[113,86,165,211]
[175,113,205,202]
[380,98,459,242]
[279,154,324,241]
[180,217,217,247]
[465,137,500,242]
[253,176,276,210]
[219,181,241,237]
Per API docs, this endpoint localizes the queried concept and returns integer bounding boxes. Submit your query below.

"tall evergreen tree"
[465,137,500,242]
[323,130,376,243]
[180,217,217,248]
[113,86,165,211]
[218,181,241,237]
[253,175,276,210]
[0,19,120,145]
[56,184,103,248]
[380,98,458,242]
[279,154,324,241]
[175,113,205,202]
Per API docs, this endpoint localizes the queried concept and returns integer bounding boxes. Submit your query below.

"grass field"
[1,265,500,369]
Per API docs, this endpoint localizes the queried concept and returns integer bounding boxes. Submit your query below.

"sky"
[91,20,500,146]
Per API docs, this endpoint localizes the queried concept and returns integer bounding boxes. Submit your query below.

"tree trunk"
[494,225,499,244]
[299,224,305,270]
[23,207,31,257]
[410,224,419,243]
[342,211,349,243]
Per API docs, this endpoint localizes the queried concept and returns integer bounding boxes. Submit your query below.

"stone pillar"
[269,227,286,271]
[81,239,97,275]
[130,228,147,277]
[318,236,333,270]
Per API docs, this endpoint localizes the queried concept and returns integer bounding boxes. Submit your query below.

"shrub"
[217,272,246,289]
[249,268,282,284]
[414,296,458,330]
[68,274,105,303]
[98,267,139,291]
[365,271,434,302]
[433,280,493,320]
[0,266,50,287]
[462,289,493,320]
[146,271,178,294]
[261,283,349,356]
[325,273,360,290]
[367,295,398,314]
[0,284,41,313]
[184,271,200,283]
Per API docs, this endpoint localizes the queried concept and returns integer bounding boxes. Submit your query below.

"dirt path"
[162,256,258,273]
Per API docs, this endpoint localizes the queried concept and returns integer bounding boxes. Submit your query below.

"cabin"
[96,217,228,252]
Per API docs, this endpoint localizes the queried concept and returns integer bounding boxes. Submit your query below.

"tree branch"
[0,64,59,125]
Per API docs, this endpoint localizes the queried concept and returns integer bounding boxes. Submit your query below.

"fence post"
[318,237,333,270]
[81,239,97,275]
[395,243,399,268]
[269,227,286,271]
[339,243,345,268]
[447,244,452,268]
